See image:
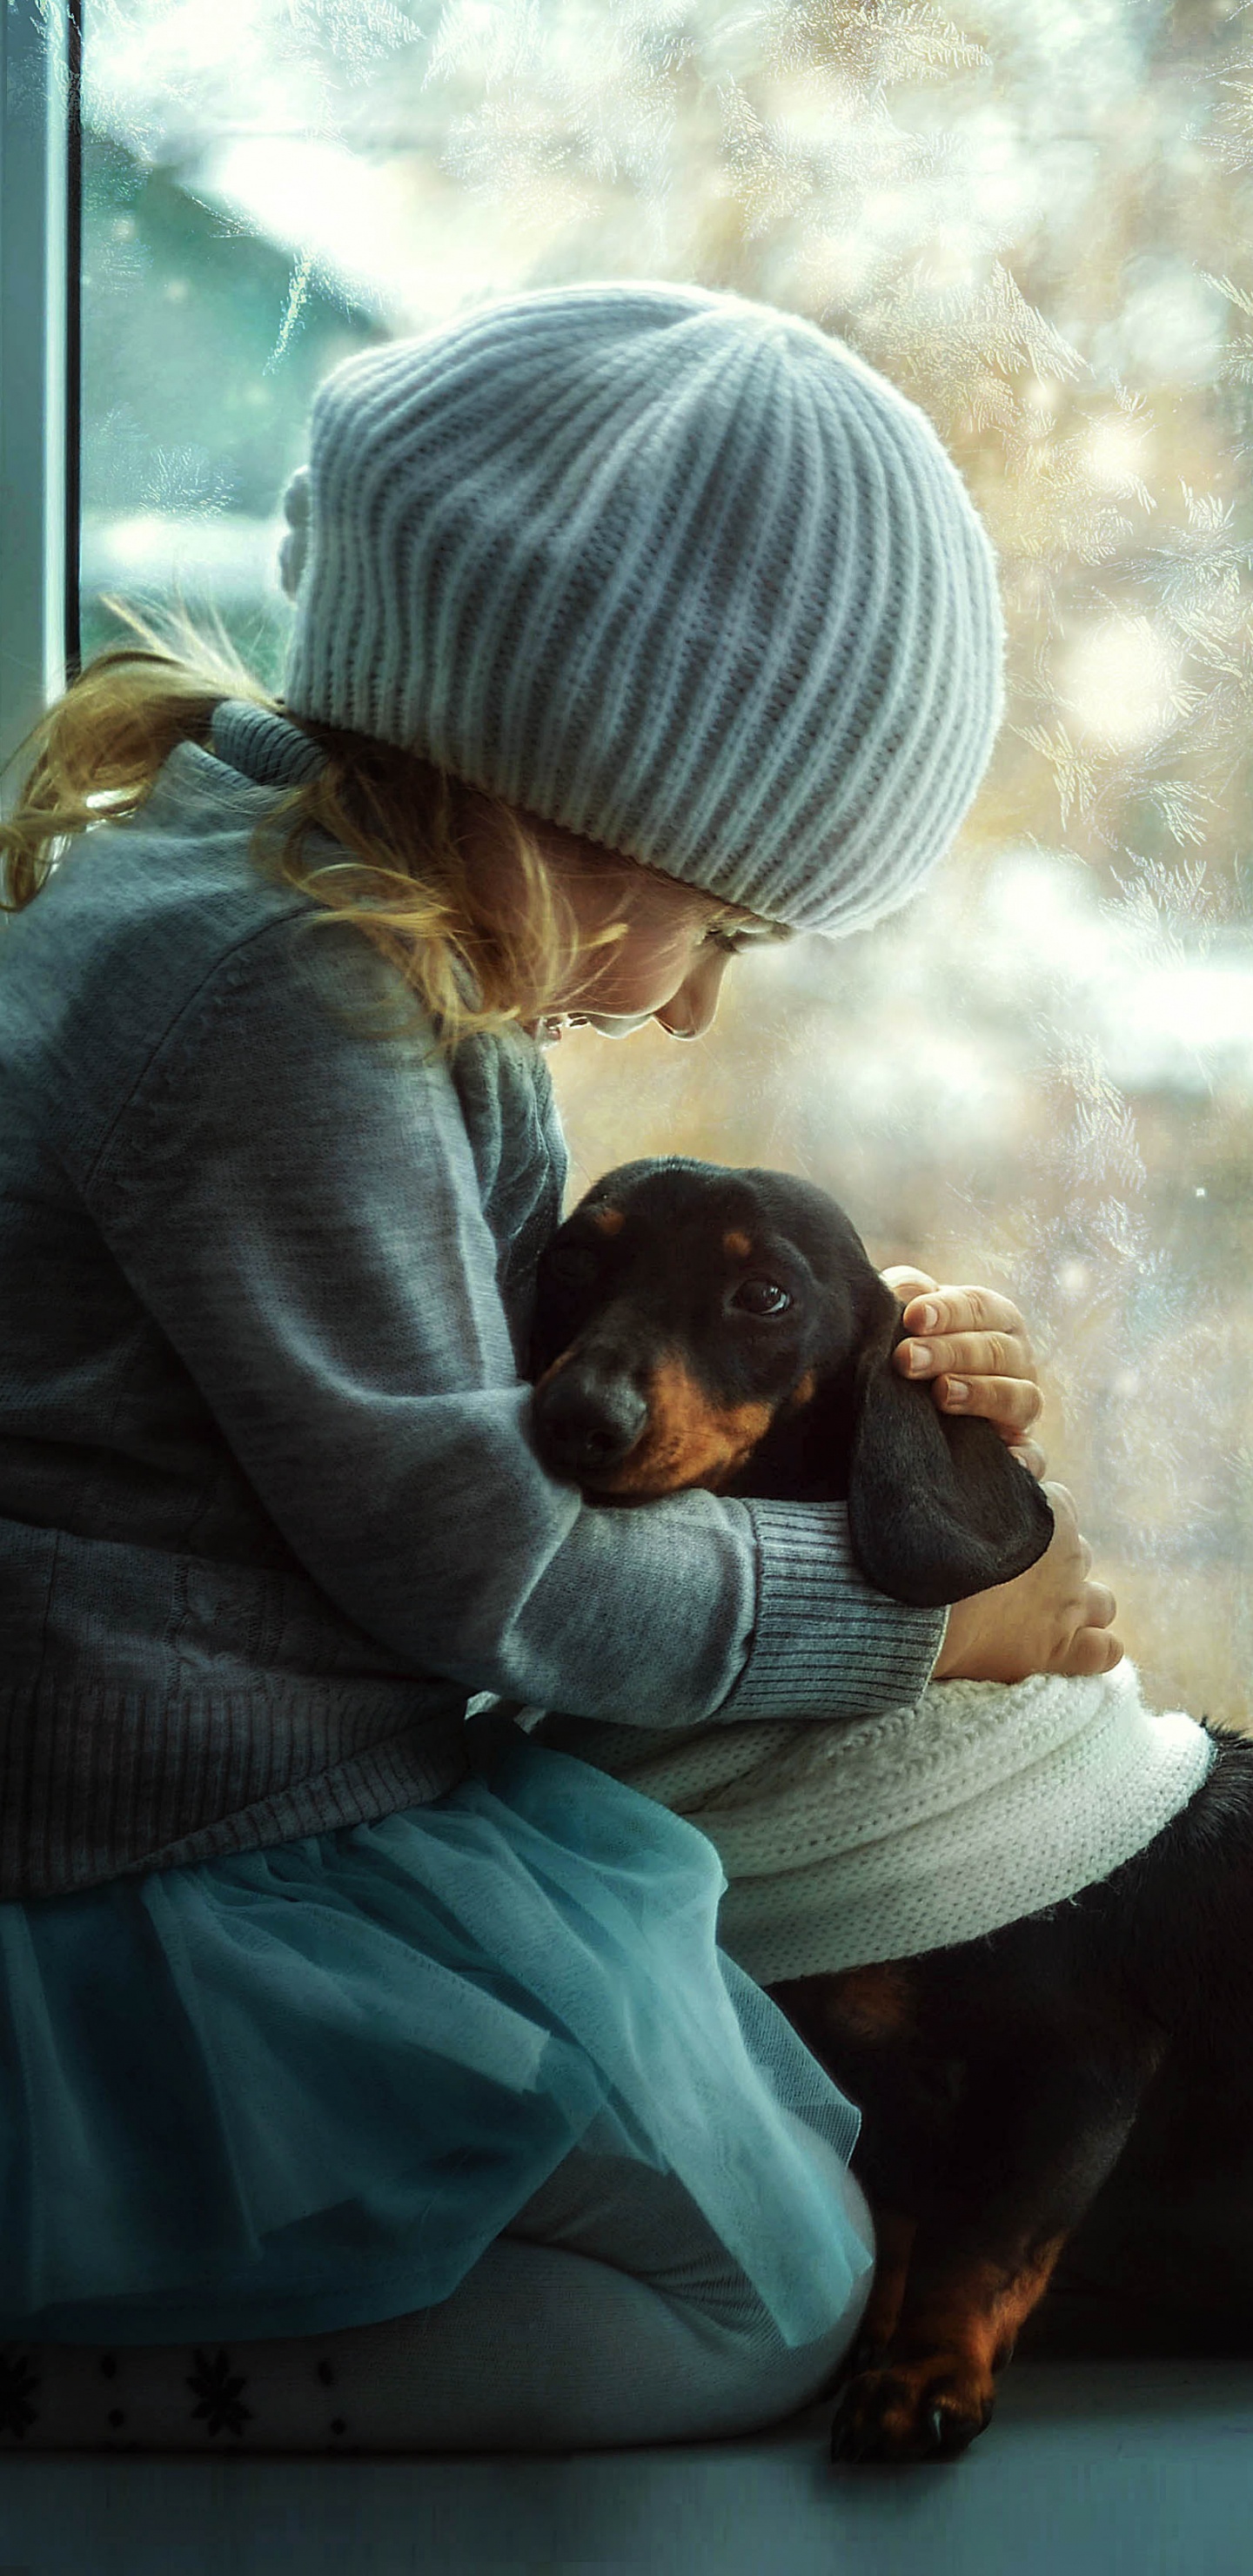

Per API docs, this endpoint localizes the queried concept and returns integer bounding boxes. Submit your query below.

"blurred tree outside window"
[82,0,1253,1723]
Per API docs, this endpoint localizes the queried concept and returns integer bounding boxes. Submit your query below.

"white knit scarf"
[533,1663,1216,1984]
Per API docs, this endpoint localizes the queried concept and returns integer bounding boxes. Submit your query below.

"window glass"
[82,0,1253,1719]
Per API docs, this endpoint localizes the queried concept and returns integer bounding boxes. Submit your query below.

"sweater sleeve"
[86,916,945,1730]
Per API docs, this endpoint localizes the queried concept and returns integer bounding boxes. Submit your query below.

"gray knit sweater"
[0,701,944,1897]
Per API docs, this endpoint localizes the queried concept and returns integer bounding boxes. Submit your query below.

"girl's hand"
[881,1266,1046,1480]
[932,1483,1123,1682]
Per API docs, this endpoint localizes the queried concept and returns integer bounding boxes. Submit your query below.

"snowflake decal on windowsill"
[186,2348,252,2438]
[0,2347,40,2439]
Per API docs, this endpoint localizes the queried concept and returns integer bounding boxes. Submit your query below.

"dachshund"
[528,1157,1253,2465]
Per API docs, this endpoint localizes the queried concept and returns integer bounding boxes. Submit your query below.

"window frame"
[0,0,80,782]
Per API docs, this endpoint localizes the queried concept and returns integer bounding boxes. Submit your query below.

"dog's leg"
[808,2205,917,2405]
[767,1969,932,2386]
[848,2206,915,2365]
[831,2028,1164,2465]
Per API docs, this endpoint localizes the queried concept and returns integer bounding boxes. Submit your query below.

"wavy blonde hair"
[0,617,727,1047]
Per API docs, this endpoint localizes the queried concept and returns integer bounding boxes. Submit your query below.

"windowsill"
[3,2357,1252,2572]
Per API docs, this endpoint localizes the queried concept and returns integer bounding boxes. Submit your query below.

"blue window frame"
[0,0,80,774]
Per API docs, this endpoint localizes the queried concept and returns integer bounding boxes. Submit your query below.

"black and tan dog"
[530,1157,1253,2465]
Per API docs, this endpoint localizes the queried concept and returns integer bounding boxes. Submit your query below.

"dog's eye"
[546,1244,599,1290]
[732,1278,792,1318]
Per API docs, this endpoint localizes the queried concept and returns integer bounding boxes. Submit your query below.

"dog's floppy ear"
[847,1284,1055,1609]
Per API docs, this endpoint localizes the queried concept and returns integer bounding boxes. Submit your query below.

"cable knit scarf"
[533,1663,1216,1984]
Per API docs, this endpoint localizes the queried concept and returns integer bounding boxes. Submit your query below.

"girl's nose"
[653,949,731,1040]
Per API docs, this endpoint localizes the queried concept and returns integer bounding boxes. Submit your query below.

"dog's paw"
[829,2355,995,2465]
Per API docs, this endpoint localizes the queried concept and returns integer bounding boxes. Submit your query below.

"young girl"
[0,281,1117,2454]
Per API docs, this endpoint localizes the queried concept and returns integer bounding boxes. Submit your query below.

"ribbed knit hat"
[281,281,1005,936]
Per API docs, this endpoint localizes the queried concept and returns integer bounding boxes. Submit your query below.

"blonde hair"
[0,616,720,1048]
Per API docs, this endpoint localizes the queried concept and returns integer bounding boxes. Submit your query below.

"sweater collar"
[204,697,526,1054]
[210,699,328,791]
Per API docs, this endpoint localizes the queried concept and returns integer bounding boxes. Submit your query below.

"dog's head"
[529,1158,1053,1608]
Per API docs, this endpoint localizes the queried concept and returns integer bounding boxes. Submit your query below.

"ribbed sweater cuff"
[723,1502,948,1723]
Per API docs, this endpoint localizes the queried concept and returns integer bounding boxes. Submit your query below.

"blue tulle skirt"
[0,1729,868,2351]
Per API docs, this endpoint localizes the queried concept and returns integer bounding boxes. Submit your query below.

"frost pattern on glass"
[80,0,1253,1719]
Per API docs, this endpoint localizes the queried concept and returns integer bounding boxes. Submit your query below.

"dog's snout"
[534,1369,648,1477]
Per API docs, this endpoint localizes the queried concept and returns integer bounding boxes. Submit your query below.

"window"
[55,2,1253,1716]
[0,0,77,771]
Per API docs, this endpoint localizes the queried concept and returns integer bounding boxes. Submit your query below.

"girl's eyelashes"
[701,916,782,956]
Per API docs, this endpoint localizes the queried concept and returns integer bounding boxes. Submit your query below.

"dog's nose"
[533,1372,648,1477]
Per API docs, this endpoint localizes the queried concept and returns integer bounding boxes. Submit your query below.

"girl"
[0,281,1117,2454]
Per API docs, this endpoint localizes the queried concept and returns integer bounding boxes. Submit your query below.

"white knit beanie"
[280,280,1005,936]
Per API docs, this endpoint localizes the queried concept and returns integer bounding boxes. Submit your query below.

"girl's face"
[532,820,781,1043]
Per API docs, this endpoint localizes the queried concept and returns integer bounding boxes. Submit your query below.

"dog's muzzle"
[532,1360,649,1481]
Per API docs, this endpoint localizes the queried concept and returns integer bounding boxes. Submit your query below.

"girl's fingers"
[892,1282,1042,1446]
[903,1370,1044,1434]
[900,1285,1034,1354]
[881,1267,938,1308]
[1082,1580,1117,1630]
[1009,1439,1048,1479]
[881,1266,939,1306]
[895,1328,1035,1385]
[1060,1627,1124,1677]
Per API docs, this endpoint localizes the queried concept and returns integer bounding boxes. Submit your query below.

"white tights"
[0,2137,874,2455]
